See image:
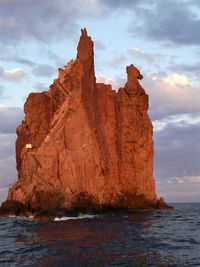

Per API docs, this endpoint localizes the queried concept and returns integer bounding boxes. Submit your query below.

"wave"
[9,215,16,218]
[54,213,98,221]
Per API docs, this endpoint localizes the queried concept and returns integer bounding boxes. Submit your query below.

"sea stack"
[1,29,166,216]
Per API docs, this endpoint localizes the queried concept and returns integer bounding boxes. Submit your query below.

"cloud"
[0,106,23,134]
[34,82,48,92]
[170,61,200,79]
[0,187,8,204]
[95,40,106,50]
[132,0,200,46]
[153,118,200,180]
[0,67,3,77]
[32,64,56,77]
[142,72,200,120]
[100,0,200,46]
[0,0,108,44]
[1,0,199,48]
[153,114,200,202]
[0,68,25,80]
[0,133,16,160]
[0,85,4,97]
[153,113,200,132]
[0,54,35,66]
[96,74,125,90]
[163,73,189,87]
[107,54,126,67]
[100,0,142,8]
[0,42,35,66]
[0,0,76,43]
[167,176,200,184]
[38,48,65,67]
[156,176,200,202]
[0,133,17,200]
[0,106,23,203]
[128,47,162,63]
[96,71,200,120]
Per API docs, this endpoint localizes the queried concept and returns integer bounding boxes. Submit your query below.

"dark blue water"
[0,203,200,267]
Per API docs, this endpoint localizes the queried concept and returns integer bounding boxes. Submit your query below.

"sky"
[0,0,200,203]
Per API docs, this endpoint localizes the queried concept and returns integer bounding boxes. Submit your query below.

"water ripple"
[0,203,200,266]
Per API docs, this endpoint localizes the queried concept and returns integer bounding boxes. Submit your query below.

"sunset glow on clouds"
[3,68,25,80]
[0,0,200,203]
[163,74,189,87]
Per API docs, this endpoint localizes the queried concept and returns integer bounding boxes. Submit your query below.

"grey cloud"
[95,40,106,51]
[128,47,162,64]
[0,0,109,44]
[3,68,25,81]
[153,118,200,182]
[39,48,65,68]
[0,85,4,97]
[132,0,200,46]
[156,176,200,202]
[170,61,200,78]
[0,133,17,188]
[142,73,200,120]
[0,0,78,43]
[0,187,8,204]
[0,133,16,159]
[0,106,23,134]
[0,67,25,81]
[0,107,23,197]
[100,0,144,8]
[32,64,56,77]
[96,71,200,120]
[153,115,200,201]
[0,55,35,66]
[1,0,198,47]
[107,54,126,67]
[34,82,48,92]
[0,67,3,78]
[0,43,36,67]
[96,74,126,90]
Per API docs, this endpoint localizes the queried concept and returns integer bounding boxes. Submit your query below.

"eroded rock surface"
[2,29,161,214]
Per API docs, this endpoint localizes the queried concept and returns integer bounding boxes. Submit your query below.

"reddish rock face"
[6,28,158,211]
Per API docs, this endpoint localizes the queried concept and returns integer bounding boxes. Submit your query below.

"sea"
[0,203,200,267]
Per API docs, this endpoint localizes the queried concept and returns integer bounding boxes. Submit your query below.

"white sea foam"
[8,215,33,221]
[54,213,98,221]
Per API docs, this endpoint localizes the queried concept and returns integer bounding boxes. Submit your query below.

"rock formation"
[1,29,167,216]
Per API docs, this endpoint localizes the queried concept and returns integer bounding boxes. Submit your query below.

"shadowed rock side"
[1,29,170,217]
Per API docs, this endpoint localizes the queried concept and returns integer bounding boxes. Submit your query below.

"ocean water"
[0,203,200,267]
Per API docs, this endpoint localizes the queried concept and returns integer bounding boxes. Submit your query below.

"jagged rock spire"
[77,28,94,69]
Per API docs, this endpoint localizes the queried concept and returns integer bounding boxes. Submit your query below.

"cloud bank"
[0,107,23,203]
